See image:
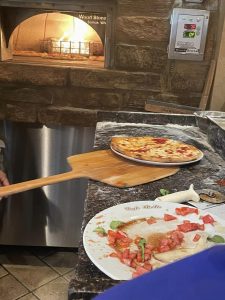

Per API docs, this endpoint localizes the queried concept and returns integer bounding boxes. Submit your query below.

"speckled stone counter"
[68,112,225,300]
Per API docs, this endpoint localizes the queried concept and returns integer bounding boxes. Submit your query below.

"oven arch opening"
[10,12,105,67]
[0,2,116,68]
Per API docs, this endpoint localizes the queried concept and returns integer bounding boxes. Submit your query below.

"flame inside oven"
[12,12,104,62]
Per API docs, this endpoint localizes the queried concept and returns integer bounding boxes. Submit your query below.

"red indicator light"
[184,24,196,30]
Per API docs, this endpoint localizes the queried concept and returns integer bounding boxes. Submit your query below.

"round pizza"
[110,136,202,163]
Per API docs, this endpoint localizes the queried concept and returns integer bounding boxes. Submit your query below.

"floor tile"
[0,265,8,278]
[19,293,39,300]
[42,251,78,275]
[33,276,69,300]
[0,251,59,290]
[0,274,28,300]
[63,269,75,282]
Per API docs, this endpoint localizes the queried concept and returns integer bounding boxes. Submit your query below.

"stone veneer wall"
[0,0,221,126]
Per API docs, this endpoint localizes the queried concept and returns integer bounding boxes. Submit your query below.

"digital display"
[183,31,196,38]
[184,24,196,30]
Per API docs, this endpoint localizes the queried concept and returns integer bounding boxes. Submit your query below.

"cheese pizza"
[110,136,202,163]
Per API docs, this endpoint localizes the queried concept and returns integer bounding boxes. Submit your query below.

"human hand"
[0,170,9,186]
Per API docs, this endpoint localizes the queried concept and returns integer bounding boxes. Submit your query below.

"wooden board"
[199,59,216,110]
[145,99,200,114]
[0,150,179,197]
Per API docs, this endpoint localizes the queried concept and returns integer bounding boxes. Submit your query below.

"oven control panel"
[168,8,210,61]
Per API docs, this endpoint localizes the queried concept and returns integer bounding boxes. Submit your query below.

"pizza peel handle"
[0,170,83,198]
[0,151,102,197]
[0,150,180,197]
[0,150,106,198]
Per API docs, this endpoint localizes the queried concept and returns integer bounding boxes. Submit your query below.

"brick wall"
[0,0,220,126]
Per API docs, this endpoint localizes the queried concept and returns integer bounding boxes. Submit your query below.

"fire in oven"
[14,13,105,62]
[0,1,114,68]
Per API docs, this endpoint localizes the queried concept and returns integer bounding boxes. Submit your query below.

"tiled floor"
[0,246,78,300]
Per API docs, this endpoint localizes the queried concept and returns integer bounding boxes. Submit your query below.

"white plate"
[110,146,204,166]
[83,200,225,280]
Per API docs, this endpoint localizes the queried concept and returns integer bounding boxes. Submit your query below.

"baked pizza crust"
[111,136,202,163]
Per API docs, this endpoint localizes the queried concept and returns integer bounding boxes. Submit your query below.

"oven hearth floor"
[12,55,104,68]
[0,246,78,300]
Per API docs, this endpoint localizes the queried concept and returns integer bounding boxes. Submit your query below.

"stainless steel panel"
[0,122,95,247]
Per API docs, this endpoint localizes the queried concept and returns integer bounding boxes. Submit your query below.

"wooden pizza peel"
[0,150,179,197]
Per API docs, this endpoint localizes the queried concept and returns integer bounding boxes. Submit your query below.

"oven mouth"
[0,2,115,68]
[12,12,105,68]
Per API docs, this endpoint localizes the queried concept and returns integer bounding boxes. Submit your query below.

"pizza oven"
[0,0,116,248]
[0,0,115,68]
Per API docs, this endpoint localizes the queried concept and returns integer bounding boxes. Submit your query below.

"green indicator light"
[183,31,196,38]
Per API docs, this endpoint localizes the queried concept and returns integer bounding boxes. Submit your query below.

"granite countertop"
[68,112,225,300]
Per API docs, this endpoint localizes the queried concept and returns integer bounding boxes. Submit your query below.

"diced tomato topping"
[116,238,132,248]
[136,147,148,153]
[143,262,153,271]
[176,149,185,153]
[107,230,116,237]
[108,235,116,246]
[129,251,137,260]
[175,207,199,216]
[165,150,173,154]
[108,230,127,239]
[160,238,171,246]
[117,230,128,237]
[122,249,130,259]
[136,250,143,262]
[158,245,171,253]
[144,247,152,255]
[130,259,138,269]
[130,260,137,269]
[121,236,133,243]
[144,253,151,261]
[108,230,120,238]
[198,224,205,231]
[173,230,184,240]
[107,230,132,248]
[164,214,177,221]
[171,237,179,247]
[146,217,157,224]
[155,230,184,253]
[108,216,205,277]
[132,272,141,278]
[180,146,189,150]
[145,243,154,251]
[121,258,132,267]
[132,266,150,278]
[152,138,168,144]
[201,214,215,224]
[193,234,201,242]
[177,222,203,233]
[134,237,142,245]
[132,272,140,278]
